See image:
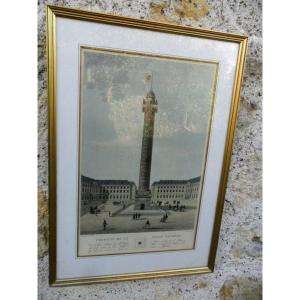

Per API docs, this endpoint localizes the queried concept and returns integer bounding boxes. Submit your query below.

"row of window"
[155,187,184,191]
[155,189,185,193]
[185,187,199,191]
[156,185,185,188]
[82,194,130,201]
[155,194,184,199]
[154,186,199,193]
[154,193,198,199]
[154,190,198,196]
[82,187,131,193]
[82,192,131,198]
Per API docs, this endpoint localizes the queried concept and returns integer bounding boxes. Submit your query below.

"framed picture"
[47,5,247,286]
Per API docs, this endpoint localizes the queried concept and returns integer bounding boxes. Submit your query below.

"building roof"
[189,176,201,183]
[152,176,201,186]
[81,175,136,186]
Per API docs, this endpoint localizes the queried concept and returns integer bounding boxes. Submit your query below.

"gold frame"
[47,5,248,286]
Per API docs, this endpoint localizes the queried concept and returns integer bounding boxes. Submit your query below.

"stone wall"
[38,1,262,299]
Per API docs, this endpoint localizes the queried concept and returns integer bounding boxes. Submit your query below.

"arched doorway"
[140,203,145,210]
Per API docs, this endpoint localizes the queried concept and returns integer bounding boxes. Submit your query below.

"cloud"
[80,48,217,182]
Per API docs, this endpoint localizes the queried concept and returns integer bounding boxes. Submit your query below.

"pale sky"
[80,48,217,185]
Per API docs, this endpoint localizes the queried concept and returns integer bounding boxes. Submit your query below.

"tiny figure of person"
[138,213,141,219]
[103,219,107,230]
[145,219,150,227]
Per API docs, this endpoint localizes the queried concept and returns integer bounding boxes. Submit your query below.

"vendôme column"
[135,80,158,210]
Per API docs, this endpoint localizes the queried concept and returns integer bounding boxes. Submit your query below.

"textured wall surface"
[38,0,262,299]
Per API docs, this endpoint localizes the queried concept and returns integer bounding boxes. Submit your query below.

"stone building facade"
[151,176,200,205]
[81,175,136,215]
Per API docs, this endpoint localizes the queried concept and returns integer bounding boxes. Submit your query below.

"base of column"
[134,190,152,210]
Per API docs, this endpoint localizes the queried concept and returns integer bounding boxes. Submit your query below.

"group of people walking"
[133,212,141,220]
[101,211,170,231]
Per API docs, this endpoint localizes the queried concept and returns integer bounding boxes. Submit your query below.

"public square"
[80,200,198,234]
